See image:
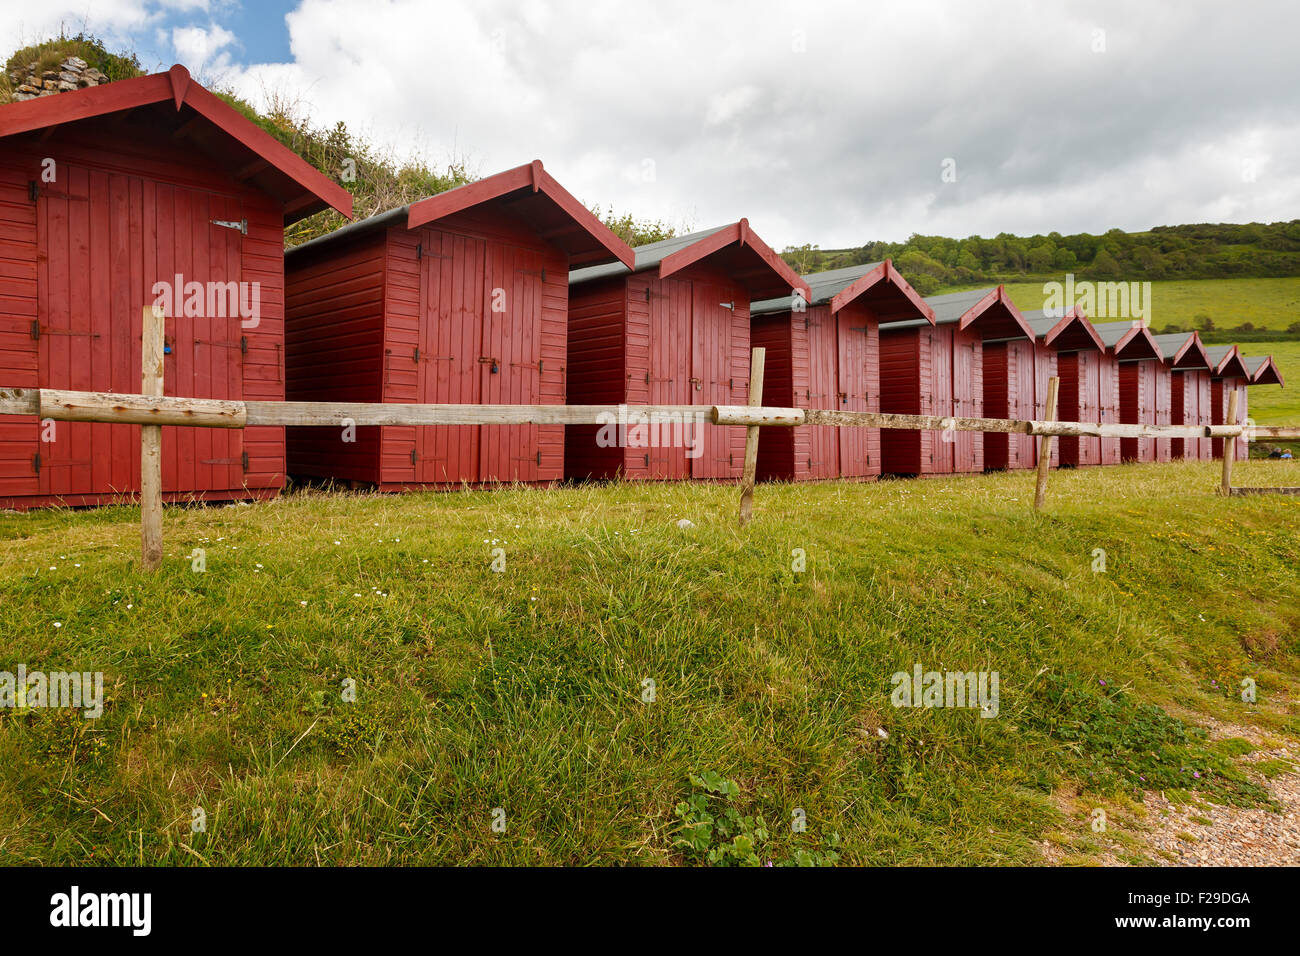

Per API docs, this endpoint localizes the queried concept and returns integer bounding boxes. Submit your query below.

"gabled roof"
[751,259,935,324]
[570,220,806,300]
[1151,331,1211,369]
[1017,307,1106,352]
[929,286,1033,340]
[0,64,352,224]
[1244,355,1285,387]
[288,160,634,269]
[1206,344,1250,379]
[1090,320,1164,361]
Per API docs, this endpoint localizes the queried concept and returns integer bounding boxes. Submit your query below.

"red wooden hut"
[1206,345,1251,460]
[928,287,1037,471]
[284,161,632,489]
[0,65,352,511]
[981,309,1075,470]
[1091,321,1167,463]
[1245,355,1285,388]
[564,221,806,481]
[876,286,1034,476]
[1019,308,1108,468]
[1152,331,1213,461]
[750,260,934,481]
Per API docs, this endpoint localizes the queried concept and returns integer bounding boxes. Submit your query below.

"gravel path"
[1139,743,1300,867]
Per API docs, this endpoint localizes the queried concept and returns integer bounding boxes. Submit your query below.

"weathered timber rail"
[1,332,1296,570]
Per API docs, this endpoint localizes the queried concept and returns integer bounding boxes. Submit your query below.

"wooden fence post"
[1221,388,1239,496]
[738,347,766,527]
[1034,376,1060,511]
[141,304,164,571]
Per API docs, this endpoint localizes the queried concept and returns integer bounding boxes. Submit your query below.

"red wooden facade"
[751,261,934,481]
[918,287,1036,471]
[284,161,632,489]
[565,221,806,481]
[1092,321,1166,463]
[1245,355,1285,388]
[1207,346,1252,461]
[1019,308,1108,468]
[0,65,351,510]
[878,286,1031,476]
[1152,332,1213,462]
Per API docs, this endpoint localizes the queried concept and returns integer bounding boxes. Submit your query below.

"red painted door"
[952,330,981,472]
[1081,352,1102,466]
[930,327,954,474]
[1197,374,1213,460]
[1033,345,1059,468]
[37,165,246,500]
[803,306,837,479]
[837,309,872,477]
[480,244,544,482]
[417,230,483,483]
[646,278,692,478]
[690,282,734,479]
[1098,358,1120,464]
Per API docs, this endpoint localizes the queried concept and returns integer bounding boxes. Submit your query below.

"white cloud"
[170,22,234,75]
[8,0,1300,249]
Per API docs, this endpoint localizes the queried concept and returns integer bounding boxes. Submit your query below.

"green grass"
[1243,339,1299,426]
[937,277,1300,333]
[1,463,1298,865]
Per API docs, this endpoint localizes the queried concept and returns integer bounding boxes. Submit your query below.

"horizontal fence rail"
[5,386,1297,441]
[2,337,1296,570]
[6,315,1293,572]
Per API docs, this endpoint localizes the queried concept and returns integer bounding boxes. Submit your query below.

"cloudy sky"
[4,0,1299,249]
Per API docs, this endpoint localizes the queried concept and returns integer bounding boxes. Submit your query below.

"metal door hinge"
[28,181,38,202]
[211,218,248,235]
[32,452,40,474]
[242,451,250,471]
[410,449,418,466]
[30,320,39,341]
[644,453,650,467]
[537,451,542,466]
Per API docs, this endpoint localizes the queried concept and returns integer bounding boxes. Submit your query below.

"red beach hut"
[1019,308,1108,468]
[284,161,633,489]
[1152,331,1213,461]
[1091,321,1167,462]
[1206,345,1251,461]
[750,260,935,481]
[0,64,352,510]
[877,286,1033,476]
[564,221,807,481]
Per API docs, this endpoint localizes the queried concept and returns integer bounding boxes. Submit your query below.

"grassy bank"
[1,461,1298,865]
[936,276,1300,334]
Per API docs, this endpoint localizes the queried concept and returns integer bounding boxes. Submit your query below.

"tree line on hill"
[781,222,1300,296]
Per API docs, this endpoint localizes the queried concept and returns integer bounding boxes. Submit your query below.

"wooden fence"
[1,317,1297,571]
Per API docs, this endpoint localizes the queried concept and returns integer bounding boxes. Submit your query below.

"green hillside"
[973,277,1300,336]
[1241,339,1299,425]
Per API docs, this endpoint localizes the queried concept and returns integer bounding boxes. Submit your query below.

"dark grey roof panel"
[569,224,731,287]
[751,261,883,315]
